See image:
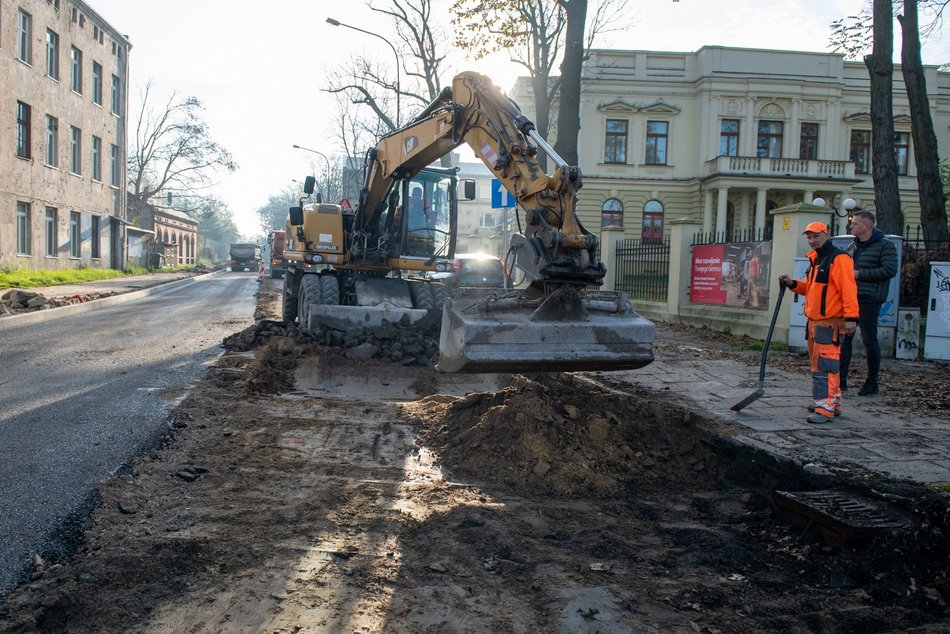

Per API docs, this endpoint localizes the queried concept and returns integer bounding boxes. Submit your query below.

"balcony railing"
[705,156,856,180]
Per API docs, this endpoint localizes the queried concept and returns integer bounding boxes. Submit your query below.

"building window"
[110,144,120,186]
[70,211,81,257]
[92,62,103,105]
[479,212,497,228]
[45,115,58,166]
[46,208,58,257]
[111,75,120,115]
[91,215,101,259]
[799,123,819,160]
[16,101,32,159]
[17,202,32,255]
[92,136,102,181]
[71,47,83,93]
[604,119,627,164]
[46,30,60,79]
[642,199,664,243]
[850,130,870,174]
[645,121,669,165]
[601,198,623,228]
[720,119,739,157]
[894,132,910,175]
[70,126,82,174]
[17,10,33,64]
[756,121,784,158]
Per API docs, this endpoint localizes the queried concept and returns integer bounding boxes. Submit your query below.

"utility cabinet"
[924,261,950,361]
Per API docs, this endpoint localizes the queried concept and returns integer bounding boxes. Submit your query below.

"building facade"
[134,203,199,267]
[1,0,130,270]
[513,46,950,243]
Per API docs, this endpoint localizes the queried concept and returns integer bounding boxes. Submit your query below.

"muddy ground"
[0,278,948,633]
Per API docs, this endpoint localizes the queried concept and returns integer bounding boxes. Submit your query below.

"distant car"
[450,253,507,289]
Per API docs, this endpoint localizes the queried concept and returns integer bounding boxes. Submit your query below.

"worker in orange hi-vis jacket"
[779,222,859,424]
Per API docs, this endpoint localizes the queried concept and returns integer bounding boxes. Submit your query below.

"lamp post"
[326,16,400,129]
[812,196,857,235]
[292,144,332,200]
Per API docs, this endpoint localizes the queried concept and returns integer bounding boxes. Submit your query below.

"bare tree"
[256,186,302,233]
[325,0,449,134]
[190,196,239,262]
[830,1,948,239]
[865,0,904,234]
[127,83,236,225]
[452,0,629,165]
[899,0,949,246]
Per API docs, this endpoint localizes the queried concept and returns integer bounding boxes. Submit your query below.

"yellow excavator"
[283,71,654,373]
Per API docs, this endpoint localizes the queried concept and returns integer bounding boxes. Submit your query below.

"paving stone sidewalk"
[614,353,950,486]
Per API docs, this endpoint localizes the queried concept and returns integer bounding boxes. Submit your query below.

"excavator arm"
[357,72,601,289]
[355,71,654,373]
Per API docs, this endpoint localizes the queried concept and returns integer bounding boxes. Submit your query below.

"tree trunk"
[898,1,949,248]
[553,0,586,166]
[864,0,904,235]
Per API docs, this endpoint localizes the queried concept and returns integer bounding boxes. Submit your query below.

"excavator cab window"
[401,173,453,258]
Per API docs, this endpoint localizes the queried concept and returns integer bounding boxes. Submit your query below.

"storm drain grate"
[773,490,908,546]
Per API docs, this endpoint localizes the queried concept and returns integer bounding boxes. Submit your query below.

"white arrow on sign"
[496,181,514,208]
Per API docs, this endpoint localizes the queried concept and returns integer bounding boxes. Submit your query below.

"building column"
[743,97,757,156]
[703,190,713,235]
[803,190,814,204]
[739,192,751,237]
[667,217,702,318]
[754,188,768,236]
[789,99,801,159]
[716,187,729,239]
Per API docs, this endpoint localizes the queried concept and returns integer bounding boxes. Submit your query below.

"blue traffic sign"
[491,178,516,209]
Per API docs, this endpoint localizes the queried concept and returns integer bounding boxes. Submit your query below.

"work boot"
[806,412,833,424]
[858,380,879,396]
[807,404,841,417]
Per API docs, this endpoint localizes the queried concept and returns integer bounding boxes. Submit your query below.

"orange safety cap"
[802,221,829,235]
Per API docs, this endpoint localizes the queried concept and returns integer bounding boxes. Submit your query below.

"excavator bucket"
[437,287,655,374]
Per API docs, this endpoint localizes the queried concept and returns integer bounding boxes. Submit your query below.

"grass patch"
[0,263,194,289]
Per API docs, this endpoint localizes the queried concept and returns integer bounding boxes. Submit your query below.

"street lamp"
[292,144,332,200]
[812,196,857,234]
[326,16,400,129]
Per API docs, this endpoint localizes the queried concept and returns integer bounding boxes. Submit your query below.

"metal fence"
[614,237,671,301]
[691,227,771,246]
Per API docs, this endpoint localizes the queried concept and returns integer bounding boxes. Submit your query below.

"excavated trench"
[1,307,947,632]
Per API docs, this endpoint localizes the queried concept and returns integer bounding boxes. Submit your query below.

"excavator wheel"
[431,283,447,311]
[297,274,323,331]
[320,275,340,305]
[409,281,434,310]
[282,273,298,323]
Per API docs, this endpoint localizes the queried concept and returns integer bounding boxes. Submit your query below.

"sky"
[88,0,949,238]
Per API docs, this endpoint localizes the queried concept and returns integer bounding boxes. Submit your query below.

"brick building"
[1,0,130,270]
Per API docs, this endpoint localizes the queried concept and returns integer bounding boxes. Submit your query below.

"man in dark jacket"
[841,210,898,396]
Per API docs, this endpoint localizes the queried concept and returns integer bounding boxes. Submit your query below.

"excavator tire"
[409,281,434,310]
[320,275,340,305]
[298,274,323,331]
[431,283,447,311]
[282,273,298,323]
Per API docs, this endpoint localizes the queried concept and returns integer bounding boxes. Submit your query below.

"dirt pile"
[405,373,719,497]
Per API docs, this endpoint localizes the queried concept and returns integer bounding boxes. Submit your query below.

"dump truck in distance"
[267,231,286,278]
[229,243,262,272]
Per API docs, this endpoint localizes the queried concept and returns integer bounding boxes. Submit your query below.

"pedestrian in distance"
[779,221,859,424]
[840,210,898,396]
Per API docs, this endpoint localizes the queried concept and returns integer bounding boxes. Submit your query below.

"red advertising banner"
[690,245,726,304]
[690,240,772,309]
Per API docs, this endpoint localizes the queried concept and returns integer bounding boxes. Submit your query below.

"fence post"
[667,218,701,318]
[600,226,625,292]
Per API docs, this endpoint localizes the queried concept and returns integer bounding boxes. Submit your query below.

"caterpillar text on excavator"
[282,71,654,373]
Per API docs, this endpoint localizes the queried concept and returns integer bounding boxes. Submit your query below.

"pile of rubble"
[225,311,443,367]
[0,289,115,317]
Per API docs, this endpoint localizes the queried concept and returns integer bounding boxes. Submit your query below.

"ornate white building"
[513,46,950,243]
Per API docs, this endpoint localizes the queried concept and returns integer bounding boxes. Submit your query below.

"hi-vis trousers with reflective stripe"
[807,318,844,419]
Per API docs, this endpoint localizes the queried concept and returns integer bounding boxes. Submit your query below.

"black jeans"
[840,299,882,389]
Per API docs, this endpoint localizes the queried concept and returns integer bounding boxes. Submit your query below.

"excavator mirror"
[462,179,476,201]
[289,206,303,226]
[303,176,316,195]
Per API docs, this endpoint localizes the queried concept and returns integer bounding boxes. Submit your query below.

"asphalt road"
[0,272,257,597]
